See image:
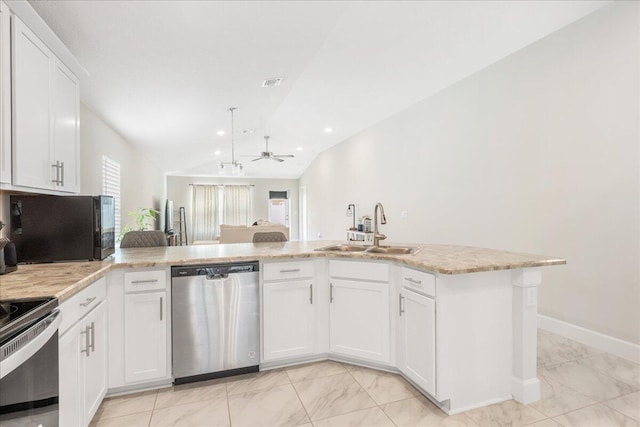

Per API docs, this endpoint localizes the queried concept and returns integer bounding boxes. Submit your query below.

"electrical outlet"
[317,232,323,239]
[401,210,408,219]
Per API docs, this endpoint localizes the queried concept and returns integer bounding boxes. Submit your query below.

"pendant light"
[219,107,244,176]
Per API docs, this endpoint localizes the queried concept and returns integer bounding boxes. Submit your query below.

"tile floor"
[90,330,640,427]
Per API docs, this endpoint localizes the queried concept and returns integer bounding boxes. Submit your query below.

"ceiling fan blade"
[272,154,295,158]
[271,157,285,162]
[251,157,264,162]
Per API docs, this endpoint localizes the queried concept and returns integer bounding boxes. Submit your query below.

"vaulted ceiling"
[29,0,609,178]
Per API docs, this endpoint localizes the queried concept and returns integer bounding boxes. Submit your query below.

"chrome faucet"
[373,202,387,247]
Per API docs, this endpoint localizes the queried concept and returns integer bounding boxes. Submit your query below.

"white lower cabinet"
[59,279,107,427]
[398,288,436,395]
[107,267,171,390]
[262,260,317,362]
[329,278,390,363]
[263,280,315,361]
[124,291,167,382]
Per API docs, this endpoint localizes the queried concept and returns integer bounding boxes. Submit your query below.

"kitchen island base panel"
[512,268,542,404]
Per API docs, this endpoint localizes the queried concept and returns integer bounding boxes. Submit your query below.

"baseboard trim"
[538,314,640,363]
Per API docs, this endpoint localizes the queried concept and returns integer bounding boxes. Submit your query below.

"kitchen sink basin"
[315,244,368,253]
[365,245,420,255]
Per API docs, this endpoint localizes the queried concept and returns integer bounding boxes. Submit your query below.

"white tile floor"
[90,330,640,427]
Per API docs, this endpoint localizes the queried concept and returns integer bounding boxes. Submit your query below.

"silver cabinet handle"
[132,279,159,284]
[79,297,96,307]
[309,284,313,304]
[404,277,421,285]
[80,325,90,357]
[279,269,300,273]
[399,294,405,316]
[89,322,95,353]
[51,161,61,185]
[160,296,163,321]
[330,283,334,303]
[59,161,65,187]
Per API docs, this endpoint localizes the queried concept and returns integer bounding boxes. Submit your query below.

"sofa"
[218,224,289,244]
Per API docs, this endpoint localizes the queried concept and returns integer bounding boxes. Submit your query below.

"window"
[191,184,253,241]
[102,156,121,240]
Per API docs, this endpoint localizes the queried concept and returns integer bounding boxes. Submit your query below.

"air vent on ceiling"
[262,77,284,88]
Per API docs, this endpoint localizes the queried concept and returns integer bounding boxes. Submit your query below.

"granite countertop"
[0,240,565,302]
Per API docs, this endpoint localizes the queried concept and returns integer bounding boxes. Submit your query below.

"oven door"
[0,310,61,426]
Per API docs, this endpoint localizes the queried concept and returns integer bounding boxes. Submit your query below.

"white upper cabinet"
[10,13,79,193]
[11,16,52,190]
[0,1,11,184]
[52,59,80,192]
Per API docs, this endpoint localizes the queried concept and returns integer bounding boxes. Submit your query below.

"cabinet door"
[11,16,54,190]
[330,279,390,363]
[263,280,315,361]
[83,300,107,425]
[52,59,79,192]
[0,1,11,184]
[59,322,82,427]
[400,289,436,395]
[124,291,167,383]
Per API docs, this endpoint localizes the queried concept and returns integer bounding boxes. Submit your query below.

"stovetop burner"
[0,297,58,343]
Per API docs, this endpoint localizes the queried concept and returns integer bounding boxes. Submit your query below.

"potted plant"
[118,208,160,242]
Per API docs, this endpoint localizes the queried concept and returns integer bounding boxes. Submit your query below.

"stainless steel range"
[171,262,260,385]
[0,297,61,426]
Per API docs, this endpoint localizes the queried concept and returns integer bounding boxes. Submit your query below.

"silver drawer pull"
[309,284,313,304]
[160,296,163,321]
[279,269,301,273]
[79,297,96,307]
[132,279,159,284]
[399,294,405,316]
[404,277,422,285]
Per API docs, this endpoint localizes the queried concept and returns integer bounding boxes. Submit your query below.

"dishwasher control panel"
[172,261,259,277]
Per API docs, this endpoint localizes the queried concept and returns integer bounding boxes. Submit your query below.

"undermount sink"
[315,244,368,253]
[315,244,420,255]
[365,245,420,255]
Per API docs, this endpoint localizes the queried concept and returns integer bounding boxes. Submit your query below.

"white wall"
[80,104,166,230]
[300,2,639,344]
[166,175,299,242]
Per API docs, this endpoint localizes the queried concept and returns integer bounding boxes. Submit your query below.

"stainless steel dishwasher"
[171,261,259,384]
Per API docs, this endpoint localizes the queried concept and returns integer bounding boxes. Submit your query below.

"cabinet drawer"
[59,276,106,335]
[329,260,388,282]
[401,267,435,297]
[124,269,166,293]
[263,260,314,281]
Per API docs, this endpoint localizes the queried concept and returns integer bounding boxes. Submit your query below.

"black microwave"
[10,195,115,263]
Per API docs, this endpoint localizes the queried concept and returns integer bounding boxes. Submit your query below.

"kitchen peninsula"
[0,241,565,417]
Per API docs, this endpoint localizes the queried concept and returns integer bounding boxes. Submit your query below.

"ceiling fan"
[244,136,294,162]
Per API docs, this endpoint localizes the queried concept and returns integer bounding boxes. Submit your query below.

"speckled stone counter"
[0,240,565,302]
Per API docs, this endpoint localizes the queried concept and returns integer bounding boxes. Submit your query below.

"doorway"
[268,191,289,227]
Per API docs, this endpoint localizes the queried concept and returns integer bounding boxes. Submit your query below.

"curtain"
[223,185,252,225]
[191,185,220,241]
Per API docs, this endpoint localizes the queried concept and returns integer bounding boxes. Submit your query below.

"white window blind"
[102,156,121,239]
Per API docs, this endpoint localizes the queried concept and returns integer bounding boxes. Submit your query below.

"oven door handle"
[0,310,61,380]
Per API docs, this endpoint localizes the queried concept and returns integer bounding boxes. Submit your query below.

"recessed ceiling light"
[214,150,221,156]
[296,147,303,151]
[216,130,225,136]
[324,127,332,133]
